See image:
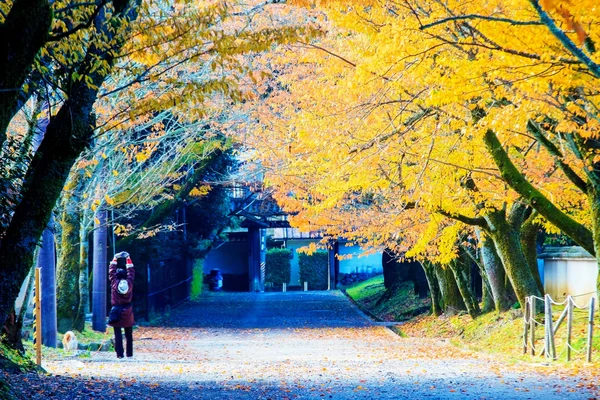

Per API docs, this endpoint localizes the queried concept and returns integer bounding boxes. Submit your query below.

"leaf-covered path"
[9,291,600,399]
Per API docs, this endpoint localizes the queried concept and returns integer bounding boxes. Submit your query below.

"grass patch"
[59,322,111,342]
[0,341,37,373]
[344,275,385,303]
[345,275,600,366]
[344,275,430,322]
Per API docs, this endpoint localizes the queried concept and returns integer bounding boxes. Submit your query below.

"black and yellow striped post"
[34,267,42,366]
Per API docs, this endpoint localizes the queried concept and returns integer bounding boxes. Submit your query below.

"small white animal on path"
[62,331,78,353]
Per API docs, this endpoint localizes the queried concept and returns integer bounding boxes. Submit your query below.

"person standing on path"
[108,251,135,359]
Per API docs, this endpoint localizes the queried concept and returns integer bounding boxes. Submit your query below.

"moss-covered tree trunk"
[476,229,511,312]
[56,203,82,333]
[73,212,90,331]
[434,263,466,314]
[0,1,139,331]
[481,283,494,313]
[447,253,480,318]
[484,209,541,308]
[520,214,544,295]
[484,129,594,255]
[56,171,85,332]
[421,261,442,316]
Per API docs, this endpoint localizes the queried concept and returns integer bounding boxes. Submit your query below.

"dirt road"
[7,291,598,399]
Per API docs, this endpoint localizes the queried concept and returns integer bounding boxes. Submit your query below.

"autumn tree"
[0,0,317,346]
[241,0,600,312]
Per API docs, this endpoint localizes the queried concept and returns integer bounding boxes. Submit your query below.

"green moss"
[0,340,37,373]
[190,259,204,301]
[345,275,385,301]
[345,275,430,322]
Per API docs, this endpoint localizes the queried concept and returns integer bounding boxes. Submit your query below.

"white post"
[530,296,536,355]
[523,297,529,355]
[283,283,287,293]
[567,297,573,361]
[303,281,308,291]
[587,297,595,362]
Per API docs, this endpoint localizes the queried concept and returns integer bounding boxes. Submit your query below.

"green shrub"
[190,259,204,301]
[266,248,292,285]
[299,251,329,290]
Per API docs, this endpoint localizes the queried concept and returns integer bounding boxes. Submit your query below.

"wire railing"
[523,293,596,362]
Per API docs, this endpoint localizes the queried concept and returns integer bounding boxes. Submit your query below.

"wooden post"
[35,268,42,366]
[552,305,569,335]
[530,297,536,355]
[587,297,595,362]
[566,296,573,361]
[303,281,308,291]
[282,283,287,293]
[547,295,557,360]
[523,297,529,354]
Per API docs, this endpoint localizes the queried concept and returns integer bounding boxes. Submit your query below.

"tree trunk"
[434,263,466,314]
[481,282,494,313]
[476,229,511,312]
[0,1,51,144]
[382,250,402,290]
[73,212,90,332]
[520,215,544,295]
[0,1,139,327]
[421,261,442,316]
[485,209,541,308]
[590,186,600,298]
[2,265,35,350]
[1,309,24,352]
[447,254,480,318]
[56,181,82,333]
[484,129,595,255]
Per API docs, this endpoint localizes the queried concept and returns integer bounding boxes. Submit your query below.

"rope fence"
[523,294,596,362]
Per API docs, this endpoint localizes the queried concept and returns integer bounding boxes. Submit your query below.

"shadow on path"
[162,291,373,329]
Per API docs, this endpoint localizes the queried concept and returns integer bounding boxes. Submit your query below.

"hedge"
[266,248,292,285]
[299,251,329,290]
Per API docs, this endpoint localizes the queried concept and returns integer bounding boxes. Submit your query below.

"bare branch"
[419,14,543,30]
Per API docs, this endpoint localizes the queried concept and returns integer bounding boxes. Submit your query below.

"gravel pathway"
[4,291,599,399]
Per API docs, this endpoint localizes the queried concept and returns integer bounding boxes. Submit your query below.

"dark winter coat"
[108,257,135,328]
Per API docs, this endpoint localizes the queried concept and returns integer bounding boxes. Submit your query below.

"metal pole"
[259,229,266,293]
[35,268,42,366]
[587,297,595,362]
